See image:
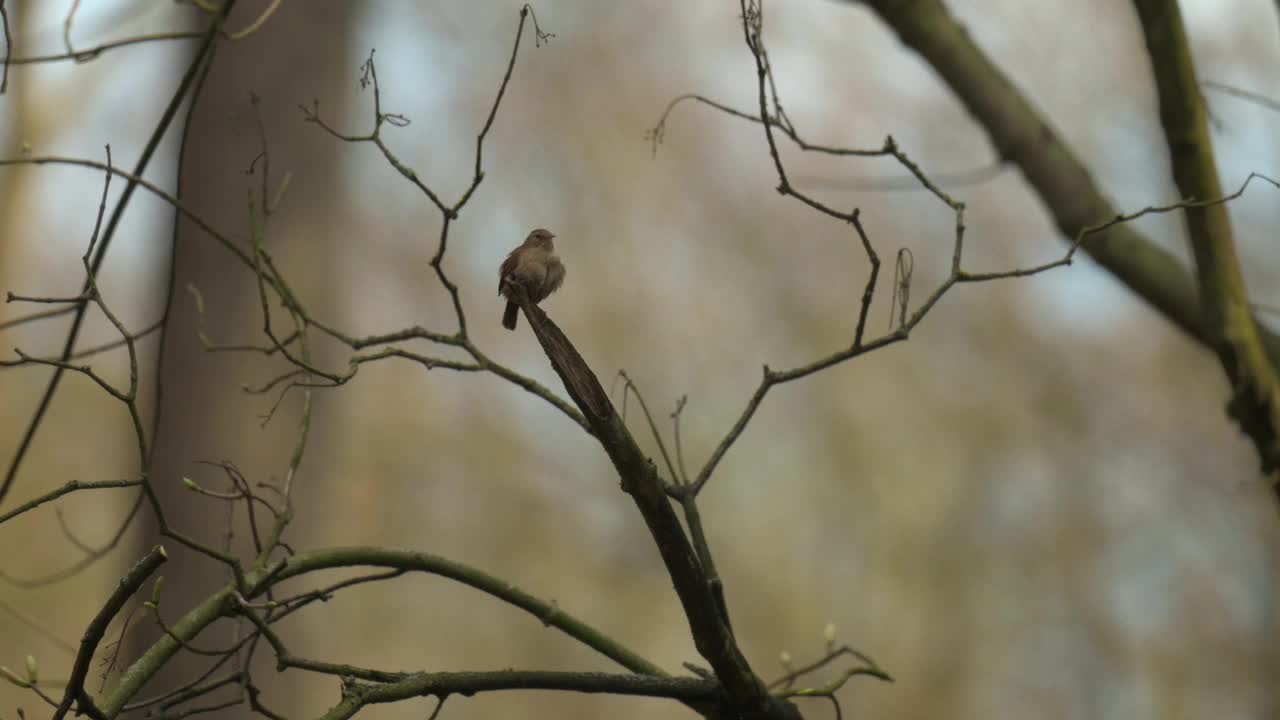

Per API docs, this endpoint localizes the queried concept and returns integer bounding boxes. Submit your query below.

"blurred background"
[2,1,1279,718]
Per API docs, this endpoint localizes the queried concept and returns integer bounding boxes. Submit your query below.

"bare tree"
[1,1,1276,719]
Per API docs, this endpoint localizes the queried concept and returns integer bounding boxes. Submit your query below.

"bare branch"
[1202,79,1280,113]
[5,31,203,66]
[318,670,721,720]
[0,6,234,507]
[227,0,285,40]
[53,545,167,720]
[0,478,141,526]
[102,543,667,715]
[671,1,1280,497]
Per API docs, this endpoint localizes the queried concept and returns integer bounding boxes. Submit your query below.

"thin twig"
[615,371,680,484]
[1202,79,1280,113]
[0,478,141,525]
[227,0,284,40]
[62,0,83,56]
[5,31,203,65]
[0,304,77,331]
[0,9,233,507]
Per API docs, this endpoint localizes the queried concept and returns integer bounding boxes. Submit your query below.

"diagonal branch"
[509,286,797,719]
[53,545,167,720]
[856,0,1280,366]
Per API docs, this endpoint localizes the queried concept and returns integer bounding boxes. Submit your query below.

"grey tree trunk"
[124,2,356,714]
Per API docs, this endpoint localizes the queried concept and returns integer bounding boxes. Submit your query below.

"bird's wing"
[498,250,519,295]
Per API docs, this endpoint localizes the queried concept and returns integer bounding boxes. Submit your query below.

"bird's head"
[525,228,556,250]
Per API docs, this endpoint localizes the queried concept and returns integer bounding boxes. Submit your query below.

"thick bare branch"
[510,287,795,719]
[1132,0,1280,474]
[857,0,1280,367]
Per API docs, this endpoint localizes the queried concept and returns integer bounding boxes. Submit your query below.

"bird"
[498,228,565,330]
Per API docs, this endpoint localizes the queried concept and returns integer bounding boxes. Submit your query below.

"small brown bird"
[498,228,565,330]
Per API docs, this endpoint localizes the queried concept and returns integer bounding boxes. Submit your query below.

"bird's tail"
[502,300,519,330]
